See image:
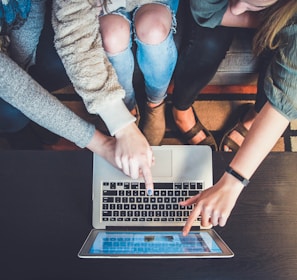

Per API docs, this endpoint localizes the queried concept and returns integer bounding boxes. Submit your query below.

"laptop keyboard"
[101,181,203,223]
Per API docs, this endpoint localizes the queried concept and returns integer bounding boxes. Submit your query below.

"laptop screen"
[89,231,222,255]
[78,229,234,258]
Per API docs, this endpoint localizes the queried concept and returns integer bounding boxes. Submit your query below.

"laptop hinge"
[106,226,201,231]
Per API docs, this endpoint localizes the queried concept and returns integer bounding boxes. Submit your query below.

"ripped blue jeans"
[105,0,179,111]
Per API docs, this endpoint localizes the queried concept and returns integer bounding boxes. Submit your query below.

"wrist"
[225,166,250,187]
[114,122,136,139]
[86,130,108,154]
[218,172,245,199]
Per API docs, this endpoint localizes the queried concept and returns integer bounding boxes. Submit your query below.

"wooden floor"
[47,83,291,152]
[2,83,294,152]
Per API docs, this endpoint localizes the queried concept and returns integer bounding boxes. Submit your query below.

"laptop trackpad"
[151,150,172,177]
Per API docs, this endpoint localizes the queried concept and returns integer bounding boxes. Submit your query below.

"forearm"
[182,102,290,231]
[229,102,289,181]
[0,53,95,148]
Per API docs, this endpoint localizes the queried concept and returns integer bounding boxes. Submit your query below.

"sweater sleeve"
[52,0,135,136]
[0,52,95,148]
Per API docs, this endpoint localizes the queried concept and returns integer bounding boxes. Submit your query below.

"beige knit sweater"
[52,0,137,135]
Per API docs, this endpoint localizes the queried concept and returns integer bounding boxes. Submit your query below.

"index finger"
[182,204,202,236]
[141,164,154,196]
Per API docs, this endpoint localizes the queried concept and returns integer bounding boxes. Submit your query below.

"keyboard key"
[103,197,114,203]
[154,183,173,189]
[131,183,139,189]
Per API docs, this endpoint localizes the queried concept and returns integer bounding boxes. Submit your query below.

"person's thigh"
[9,0,47,69]
[28,0,71,92]
[173,21,234,110]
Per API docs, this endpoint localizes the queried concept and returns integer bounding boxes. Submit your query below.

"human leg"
[9,0,46,69]
[135,2,177,105]
[6,0,58,146]
[0,97,45,150]
[1,0,45,134]
[28,0,70,92]
[100,13,137,113]
[134,2,178,145]
[4,0,45,131]
[0,98,29,133]
[172,16,234,146]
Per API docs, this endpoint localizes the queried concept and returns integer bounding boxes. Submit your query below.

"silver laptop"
[78,145,234,258]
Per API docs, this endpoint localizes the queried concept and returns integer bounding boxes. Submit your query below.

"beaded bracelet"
[225,166,250,187]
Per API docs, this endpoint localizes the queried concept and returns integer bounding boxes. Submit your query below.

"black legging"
[172,5,272,115]
[172,12,234,110]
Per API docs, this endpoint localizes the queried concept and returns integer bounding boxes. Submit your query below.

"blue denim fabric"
[107,42,136,110]
[136,30,177,104]
[0,0,31,25]
[105,0,179,110]
[0,98,29,132]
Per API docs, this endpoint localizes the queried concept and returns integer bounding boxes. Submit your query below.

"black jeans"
[172,13,234,110]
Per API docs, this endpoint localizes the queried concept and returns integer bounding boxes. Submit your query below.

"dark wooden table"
[0,150,296,280]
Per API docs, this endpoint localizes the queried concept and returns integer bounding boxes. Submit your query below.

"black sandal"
[180,107,218,151]
[219,103,254,152]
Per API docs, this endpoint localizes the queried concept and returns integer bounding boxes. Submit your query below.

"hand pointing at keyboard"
[114,123,155,195]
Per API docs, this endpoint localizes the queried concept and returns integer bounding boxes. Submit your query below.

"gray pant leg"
[9,0,47,70]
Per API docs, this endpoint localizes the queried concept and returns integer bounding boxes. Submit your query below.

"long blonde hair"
[253,0,297,55]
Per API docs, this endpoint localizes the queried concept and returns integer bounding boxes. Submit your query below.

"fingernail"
[147,189,153,196]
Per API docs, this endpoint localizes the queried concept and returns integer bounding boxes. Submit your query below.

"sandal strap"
[183,121,203,141]
[181,107,217,151]
[221,136,240,152]
[234,122,248,138]
[219,103,254,151]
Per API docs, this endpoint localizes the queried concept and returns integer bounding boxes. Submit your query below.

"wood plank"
[167,82,257,95]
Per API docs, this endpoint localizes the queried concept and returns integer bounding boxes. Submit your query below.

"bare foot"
[172,107,207,144]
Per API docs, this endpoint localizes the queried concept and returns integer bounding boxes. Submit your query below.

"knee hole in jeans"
[134,4,172,44]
